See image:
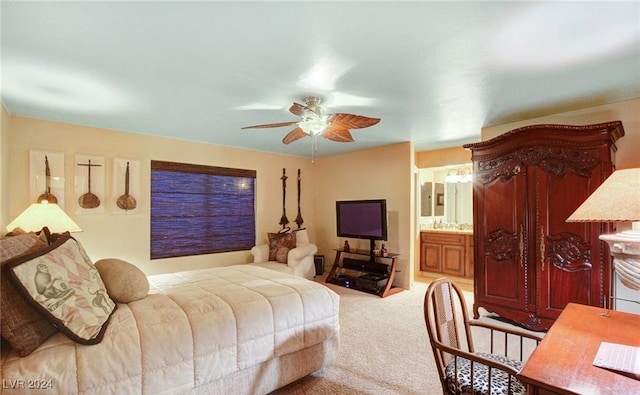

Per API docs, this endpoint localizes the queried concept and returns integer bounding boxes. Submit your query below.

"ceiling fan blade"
[289,102,321,117]
[282,127,308,145]
[289,102,307,117]
[241,121,299,129]
[322,125,354,143]
[329,113,380,129]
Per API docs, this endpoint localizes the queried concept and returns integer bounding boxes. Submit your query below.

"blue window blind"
[150,160,256,259]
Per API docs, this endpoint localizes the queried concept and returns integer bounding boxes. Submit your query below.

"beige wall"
[0,104,10,231]
[415,98,640,170]
[314,142,415,289]
[415,146,471,169]
[4,114,415,287]
[5,98,637,287]
[5,115,318,275]
[481,98,640,168]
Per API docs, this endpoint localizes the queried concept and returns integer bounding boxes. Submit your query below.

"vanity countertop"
[420,228,473,235]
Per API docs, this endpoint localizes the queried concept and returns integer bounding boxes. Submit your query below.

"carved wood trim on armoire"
[463,121,624,331]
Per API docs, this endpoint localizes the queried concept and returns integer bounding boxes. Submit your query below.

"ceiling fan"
[241,97,380,145]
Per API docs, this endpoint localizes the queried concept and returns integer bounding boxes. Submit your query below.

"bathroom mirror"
[418,165,473,226]
[420,182,432,216]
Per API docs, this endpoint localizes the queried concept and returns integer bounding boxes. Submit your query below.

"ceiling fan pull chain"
[311,135,318,163]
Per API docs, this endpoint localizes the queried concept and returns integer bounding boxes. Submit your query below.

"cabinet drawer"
[421,232,465,245]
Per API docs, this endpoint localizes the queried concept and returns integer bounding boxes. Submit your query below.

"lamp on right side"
[567,167,640,307]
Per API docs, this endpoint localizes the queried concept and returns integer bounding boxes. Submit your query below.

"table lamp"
[567,168,640,307]
[6,200,82,233]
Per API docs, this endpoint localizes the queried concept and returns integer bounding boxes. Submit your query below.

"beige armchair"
[250,229,318,280]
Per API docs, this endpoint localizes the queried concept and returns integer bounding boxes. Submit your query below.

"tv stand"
[325,249,403,298]
[366,239,377,262]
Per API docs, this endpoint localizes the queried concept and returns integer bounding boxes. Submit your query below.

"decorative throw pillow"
[3,233,117,345]
[95,258,149,303]
[267,232,297,263]
[0,232,57,357]
[3,226,50,246]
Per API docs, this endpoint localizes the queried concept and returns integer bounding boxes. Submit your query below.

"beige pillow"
[95,258,149,303]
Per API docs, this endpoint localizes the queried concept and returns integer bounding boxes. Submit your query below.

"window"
[150,160,256,259]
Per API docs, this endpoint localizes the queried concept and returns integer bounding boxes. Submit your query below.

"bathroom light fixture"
[445,168,473,183]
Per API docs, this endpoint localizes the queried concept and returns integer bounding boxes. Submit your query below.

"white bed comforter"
[1,265,340,394]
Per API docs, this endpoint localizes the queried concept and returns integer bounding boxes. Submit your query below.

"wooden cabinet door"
[420,242,441,272]
[474,166,528,315]
[534,152,611,321]
[442,244,465,276]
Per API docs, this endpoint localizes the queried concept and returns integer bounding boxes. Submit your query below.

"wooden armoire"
[463,121,624,331]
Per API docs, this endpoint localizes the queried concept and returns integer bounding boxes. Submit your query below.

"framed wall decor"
[112,158,140,214]
[30,150,65,209]
[74,154,105,214]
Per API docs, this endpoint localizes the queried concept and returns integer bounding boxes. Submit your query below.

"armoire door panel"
[541,266,595,315]
[482,255,522,300]
[475,167,528,313]
[534,160,608,320]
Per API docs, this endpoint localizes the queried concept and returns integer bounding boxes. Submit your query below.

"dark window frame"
[150,160,256,260]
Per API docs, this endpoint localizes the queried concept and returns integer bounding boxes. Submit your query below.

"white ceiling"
[2,1,639,159]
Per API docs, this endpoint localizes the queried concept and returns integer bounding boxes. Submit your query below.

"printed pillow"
[3,233,117,344]
[0,232,57,356]
[267,232,297,263]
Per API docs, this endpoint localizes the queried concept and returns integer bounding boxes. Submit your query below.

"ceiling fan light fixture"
[242,96,379,150]
[299,117,328,136]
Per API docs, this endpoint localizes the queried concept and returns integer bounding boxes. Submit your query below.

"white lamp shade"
[567,168,640,222]
[7,202,82,233]
[567,168,640,298]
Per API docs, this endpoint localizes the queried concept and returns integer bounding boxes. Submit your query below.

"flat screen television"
[336,199,388,260]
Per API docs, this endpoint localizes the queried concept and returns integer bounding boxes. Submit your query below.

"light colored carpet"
[271,280,444,395]
[272,278,542,395]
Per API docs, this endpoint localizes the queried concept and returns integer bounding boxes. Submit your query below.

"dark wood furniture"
[325,249,403,297]
[420,230,474,278]
[464,121,624,330]
[518,303,640,394]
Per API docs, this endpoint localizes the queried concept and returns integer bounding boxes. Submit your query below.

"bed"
[0,233,340,395]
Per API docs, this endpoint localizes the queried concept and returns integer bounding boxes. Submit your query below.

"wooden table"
[518,303,640,394]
